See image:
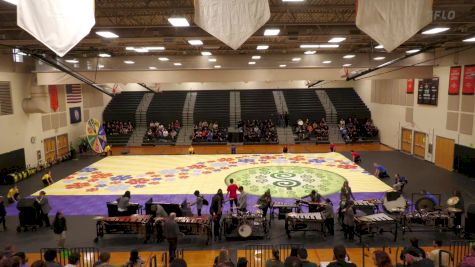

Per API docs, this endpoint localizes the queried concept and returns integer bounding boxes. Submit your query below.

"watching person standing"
[36,191,51,227]
[52,211,67,247]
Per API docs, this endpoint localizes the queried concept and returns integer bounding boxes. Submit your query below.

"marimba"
[402,210,455,235]
[271,201,300,220]
[353,199,381,215]
[94,214,152,243]
[154,216,211,245]
[285,212,326,239]
[354,213,398,242]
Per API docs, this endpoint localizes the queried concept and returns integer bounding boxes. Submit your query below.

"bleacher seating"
[103,92,144,146]
[240,90,278,121]
[103,92,145,122]
[324,88,371,120]
[143,91,187,146]
[283,89,326,124]
[193,90,230,127]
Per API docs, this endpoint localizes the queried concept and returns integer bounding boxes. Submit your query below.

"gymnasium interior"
[0,0,475,266]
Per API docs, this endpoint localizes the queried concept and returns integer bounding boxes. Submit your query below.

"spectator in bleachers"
[297,248,318,267]
[13,252,28,267]
[214,249,234,267]
[170,259,187,267]
[145,120,180,143]
[327,245,356,267]
[242,119,277,143]
[294,118,328,142]
[104,121,134,135]
[266,249,284,267]
[31,261,47,267]
[284,247,300,267]
[372,250,393,267]
[93,252,111,267]
[428,239,449,267]
[43,249,61,267]
[124,249,145,267]
[192,121,227,143]
[459,245,475,267]
[65,253,80,267]
[338,117,379,143]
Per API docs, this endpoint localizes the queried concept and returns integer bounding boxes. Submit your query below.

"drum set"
[222,209,267,239]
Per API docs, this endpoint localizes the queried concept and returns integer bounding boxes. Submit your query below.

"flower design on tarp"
[95,184,107,188]
[134,184,146,188]
[256,178,268,183]
[110,175,132,181]
[86,188,98,192]
[107,184,131,192]
[152,177,162,181]
[238,158,255,163]
[211,162,228,168]
[79,167,97,173]
[160,169,179,175]
[91,172,113,179]
[77,176,88,180]
[125,178,149,185]
[66,182,90,189]
[337,164,357,169]
[308,159,325,164]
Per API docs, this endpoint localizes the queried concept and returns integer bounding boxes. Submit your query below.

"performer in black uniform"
[258,189,272,218]
[301,190,323,212]
[210,189,224,241]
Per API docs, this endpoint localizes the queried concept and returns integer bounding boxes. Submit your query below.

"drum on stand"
[238,224,253,238]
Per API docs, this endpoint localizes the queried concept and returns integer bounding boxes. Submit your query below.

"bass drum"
[238,224,253,238]
[415,197,436,212]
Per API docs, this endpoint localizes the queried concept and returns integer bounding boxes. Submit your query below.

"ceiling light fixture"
[422,27,450,35]
[149,66,157,70]
[98,53,111,58]
[125,47,135,51]
[342,64,352,67]
[319,44,339,48]
[282,0,304,2]
[134,48,149,53]
[264,29,280,36]
[248,61,256,65]
[343,54,355,59]
[158,57,169,61]
[98,64,104,69]
[65,59,79,64]
[322,60,332,64]
[174,62,182,66]
[214,65,221,69]
[279,64,287,68]
[292,57,301,62]
[252,55,261,60]
[201,51,212,56]
[96,31,119,38]
[463,36,475,42]
[145,47,165,51]
[374,44,384,49]
[188,40,203,45]
[328,37,346,43]
[168,17,190,27]
[208,58,217,62]
[124,60,135,64]
[373,57,385,60]
[304,51,316,55]
[256,45,269,50]
[300,44,339,48]
[406,49,421,54]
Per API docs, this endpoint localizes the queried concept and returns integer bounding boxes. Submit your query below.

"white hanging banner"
[356,0,433,52]
[17,0,95,57]
[194,0,270,50]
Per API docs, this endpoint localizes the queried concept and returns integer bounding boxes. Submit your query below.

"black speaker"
[465,204,475,234]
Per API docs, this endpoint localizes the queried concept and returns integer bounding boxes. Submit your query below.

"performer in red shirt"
[227,178,239,210]
[329,143,336,152]
[350,150,361,163]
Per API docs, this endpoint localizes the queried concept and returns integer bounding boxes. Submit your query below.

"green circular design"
[225,166,346,198]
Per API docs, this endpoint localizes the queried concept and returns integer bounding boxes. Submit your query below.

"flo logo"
[225,166,346,198]
[433,10,456,21]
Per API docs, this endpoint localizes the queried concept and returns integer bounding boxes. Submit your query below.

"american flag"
[66,84,82,103]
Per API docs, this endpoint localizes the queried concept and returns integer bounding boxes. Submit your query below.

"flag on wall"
[462,65,475,95]
[66,84,82,103]
[406,79,414,94]
[448,66,461,95]
[69,107,82,124]
[48,85,59,111]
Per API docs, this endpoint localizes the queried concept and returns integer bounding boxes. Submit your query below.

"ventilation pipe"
[22,75,49,113]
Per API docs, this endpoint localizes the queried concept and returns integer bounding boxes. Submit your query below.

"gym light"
[304,51,316,55]
[124,60,135,64]
[188,40,203,46]
[201,51,212,56]
[373,57,385,61]
[158,57,169,61]
[328,37,346,43]
[252,56,261,60]
[406,49,421,54]
[264,29,280,36]
[343,55,355,59]
[98,53,111,58]
[292,57,301,62]
[322,60,332,64]
[422,27,450,35]
[168,17,190,27]
[256,45,269,50]
[96,31,119,38]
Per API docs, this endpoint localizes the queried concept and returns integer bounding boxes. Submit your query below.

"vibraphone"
[271,201,300,220]
[94,214,152,243]
[154,216,211,245]
[353,199,381,215]
[354,213,398,242]
[402,210,456,235]
[285,212,326,239]
[222,212,267,239]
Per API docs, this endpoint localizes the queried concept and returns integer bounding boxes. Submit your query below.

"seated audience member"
[284,247,300,266]
[170,259,187,267]
[93,252,111,267]
[124,249,145,267]
[43,249,61,267]
[400,238,426,260]
[373,250,393,267]
[297,248,317,267]
[243,119,277,143]
[428,240,449,267]
[350,150,361,163]
[401,248,434,267]
[374,163,389,178]
[266,249,284,267]
[13,252,28,267]
[31,261,47,267]
[214,249,234,267]
[236,258,248,267]
[459,245,475,267]
[7,185,20,203]
[65,253,80,267]
[327,245,356,267]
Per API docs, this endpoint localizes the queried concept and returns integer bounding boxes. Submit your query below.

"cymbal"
[447,207,463,213]
[447,196,460,206]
